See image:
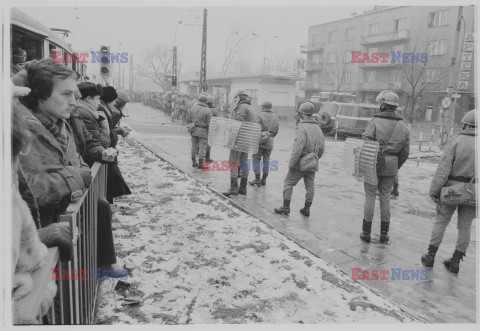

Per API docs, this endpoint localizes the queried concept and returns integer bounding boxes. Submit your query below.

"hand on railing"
[37,223,73,262]
[78,168,92,188]
[101,148,118,163]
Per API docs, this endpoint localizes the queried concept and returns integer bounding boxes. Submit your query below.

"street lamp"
[174,20,182,46]
[252,33,279,75]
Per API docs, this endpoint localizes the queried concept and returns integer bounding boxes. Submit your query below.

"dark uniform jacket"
[362,110,410,177]
[289,118,325,171]
[430,128,476,198]
[257,109,279,150]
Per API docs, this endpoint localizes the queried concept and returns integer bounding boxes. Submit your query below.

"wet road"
[121,103,477,323]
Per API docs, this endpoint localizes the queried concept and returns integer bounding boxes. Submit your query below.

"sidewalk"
[94,136,419,324]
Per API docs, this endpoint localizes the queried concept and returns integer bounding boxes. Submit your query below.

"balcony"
[301,42,325,53]
[357,81,402,91]
[305,63,323,71]
[360,30,410,45]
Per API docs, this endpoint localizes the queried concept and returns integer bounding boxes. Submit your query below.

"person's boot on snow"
[299,201,312,216]
[443,250,465,273]
[421,244,439,267]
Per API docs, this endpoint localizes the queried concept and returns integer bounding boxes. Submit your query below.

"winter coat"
[77,99,111,149]
[362,110,410,177]
[429,128,476,198]
[67,114,105,167]
[98,101,120,148]
[257,109,279,150]
[20,110,87,227]
[186,101,212,139]
[12,162,56,324]
[289,118,325,171]
[233,100,256,122]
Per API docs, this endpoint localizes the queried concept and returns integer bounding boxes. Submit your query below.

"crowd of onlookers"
[11,58,132,324]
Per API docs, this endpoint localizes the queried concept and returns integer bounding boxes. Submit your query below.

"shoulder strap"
[382,120,399,147]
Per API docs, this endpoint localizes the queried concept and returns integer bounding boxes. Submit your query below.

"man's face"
[87,95,101,110]
[21,51,27,62]
[38,77,77,121]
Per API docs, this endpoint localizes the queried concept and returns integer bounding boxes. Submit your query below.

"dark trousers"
[97,198,116,266]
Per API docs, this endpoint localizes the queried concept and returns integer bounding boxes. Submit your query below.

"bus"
[11,7,88,81]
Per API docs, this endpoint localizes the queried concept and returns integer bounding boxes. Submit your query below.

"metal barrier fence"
[16,162,107,324]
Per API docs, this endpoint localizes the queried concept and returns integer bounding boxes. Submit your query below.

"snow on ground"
[94,136,419,324]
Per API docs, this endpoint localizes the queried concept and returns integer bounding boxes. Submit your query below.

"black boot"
[274,199,291,215]
[192,157,198,167]
[223,178,239,197]
[198,159,205,169]
[360,219,372,243]
[260,173,268,186]
[300,201,312,216]
[249,173,262,186]
[380,222,390,244]
[443,250,465,273]
[421,245,439,267]
[238,178,248,195]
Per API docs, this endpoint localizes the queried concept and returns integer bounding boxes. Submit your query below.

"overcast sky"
[18,5,372,78]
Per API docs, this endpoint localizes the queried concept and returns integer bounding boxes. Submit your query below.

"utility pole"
[199,7,207,92]
[441,6,463,148]
[172,46,177,90]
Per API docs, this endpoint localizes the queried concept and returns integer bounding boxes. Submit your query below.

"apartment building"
[302,6,475,122]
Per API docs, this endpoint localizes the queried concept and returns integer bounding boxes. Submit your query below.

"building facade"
[303,6,475,123]
[180,75,298,121]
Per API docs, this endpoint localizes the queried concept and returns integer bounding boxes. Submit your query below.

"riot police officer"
[274,102,324,216]
[223,89,256,197]
[421,109,477,273]
[360,91,410,244]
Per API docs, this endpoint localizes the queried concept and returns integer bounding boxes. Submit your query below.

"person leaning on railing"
[11,95,58,324]
[12,60,90,260]
[68,92,127,275]
[97,86,132,203]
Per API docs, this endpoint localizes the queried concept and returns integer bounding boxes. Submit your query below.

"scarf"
[33,112,68,154]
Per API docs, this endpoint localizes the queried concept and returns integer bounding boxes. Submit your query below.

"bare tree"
[219,23,255,76]
[136,45,174,91]
[322,55,351,93]
[272,47,297,74]
[378,27,449,123]
[231,53,254,75]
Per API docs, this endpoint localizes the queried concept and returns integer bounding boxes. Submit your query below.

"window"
[393,18,407,32]
[428,10,449,28]
[345,27,355,40]
[327,52,337,63]
[312,53,321,63]
[368,23,379,36]
[426,68,439,82]
[390,70,402,82]
[343,50,352,63]
[344,71,352,84]
[328,31,337,43]
[312,34,321,43]
[366,70,376,82]
[428,40,447,55]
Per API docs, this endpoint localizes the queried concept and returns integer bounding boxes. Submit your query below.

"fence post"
[429,128,435,152]
[417,132,423,167]
[334,120,339,141]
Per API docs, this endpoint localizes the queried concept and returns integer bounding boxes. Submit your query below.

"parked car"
[319,102,381,137]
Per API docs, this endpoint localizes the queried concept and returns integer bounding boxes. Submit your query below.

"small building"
[180,75,298,121]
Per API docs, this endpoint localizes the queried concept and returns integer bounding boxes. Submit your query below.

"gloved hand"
[78,168,92,188]
[37,223,73,262]
[101,148,118,163]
